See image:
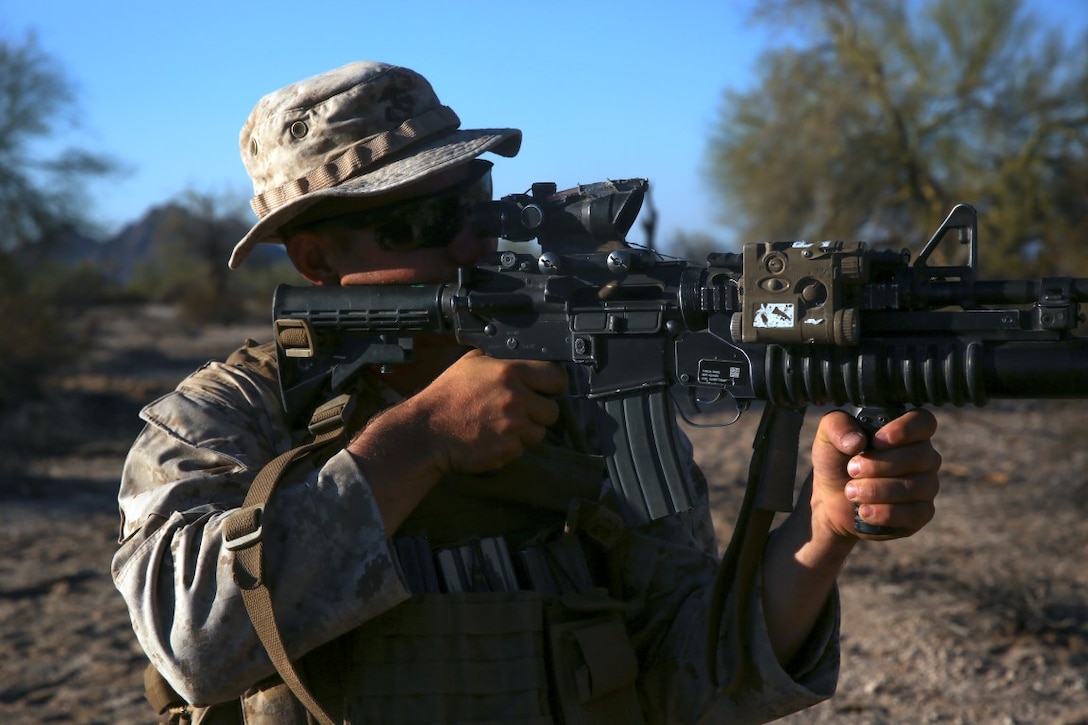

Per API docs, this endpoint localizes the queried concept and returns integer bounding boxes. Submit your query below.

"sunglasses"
[328,160,494,252]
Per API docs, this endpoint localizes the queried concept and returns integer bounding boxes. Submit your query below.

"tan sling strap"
[143,663,189,722]
[221,393,359,725]
[707,403,806,694]
[143,662,246,724]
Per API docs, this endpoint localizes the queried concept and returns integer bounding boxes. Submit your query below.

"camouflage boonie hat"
[229,61,522,268]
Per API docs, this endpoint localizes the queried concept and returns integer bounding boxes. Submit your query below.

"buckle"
[223,505,264,551]
[274,318,316,358]
[308,393,357,436]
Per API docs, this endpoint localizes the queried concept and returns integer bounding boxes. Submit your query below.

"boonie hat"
[228,61,522,268]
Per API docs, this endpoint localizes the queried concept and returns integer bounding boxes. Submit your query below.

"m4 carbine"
[270,179,1088,529]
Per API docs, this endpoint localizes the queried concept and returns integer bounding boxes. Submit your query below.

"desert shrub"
[0,253,64,409]
[27,260,128,306]
[175,283,248,326]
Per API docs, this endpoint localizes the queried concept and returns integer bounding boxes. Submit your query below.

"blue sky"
[4,1,1086,252]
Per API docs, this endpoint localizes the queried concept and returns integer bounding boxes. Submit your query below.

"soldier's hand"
[355,350,568,478]
[419,350,568,473]
[809,409,942,541]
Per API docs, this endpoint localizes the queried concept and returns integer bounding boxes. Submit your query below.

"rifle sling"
[707,403,805,694]
[221,393,358,725]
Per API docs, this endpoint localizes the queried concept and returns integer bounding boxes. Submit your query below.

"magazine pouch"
[545,589,644,725]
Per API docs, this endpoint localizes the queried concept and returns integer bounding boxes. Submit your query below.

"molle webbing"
[344,590,644,725]
[346,592,551,723]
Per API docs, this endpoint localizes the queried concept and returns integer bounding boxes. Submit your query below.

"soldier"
[113,61,941,724]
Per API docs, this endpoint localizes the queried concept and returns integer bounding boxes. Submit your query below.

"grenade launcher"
[270,179,1088,528]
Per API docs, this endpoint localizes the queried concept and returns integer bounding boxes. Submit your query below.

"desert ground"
[1,303,1086,724]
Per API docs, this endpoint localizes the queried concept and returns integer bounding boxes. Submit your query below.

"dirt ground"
[1,303,1086,724]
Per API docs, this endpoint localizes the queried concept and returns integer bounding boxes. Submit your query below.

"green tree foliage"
[707,0,1088,276]
[0,33,118,409]
[0,252,60,409]
[0,32,116,251]
[127,190,303,324]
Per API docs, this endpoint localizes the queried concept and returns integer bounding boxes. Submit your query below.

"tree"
[669,229,726,264]
[706,0,1088,276]
[125,190,249,323]
[0,32,116,251]
[0,33,119,412]
[174,189,250,300]
[126,189,303,323]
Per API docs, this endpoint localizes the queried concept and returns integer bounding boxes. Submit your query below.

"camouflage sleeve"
[613,432,839,723]
[110,361,410,706]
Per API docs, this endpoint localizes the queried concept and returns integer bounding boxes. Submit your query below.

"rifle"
[269,178,1088,529]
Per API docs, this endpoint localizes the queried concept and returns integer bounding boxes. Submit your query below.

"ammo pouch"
[544,590,644,725]
[336,588,643,724]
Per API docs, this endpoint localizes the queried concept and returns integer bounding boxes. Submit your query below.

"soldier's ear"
[285,232,340,286]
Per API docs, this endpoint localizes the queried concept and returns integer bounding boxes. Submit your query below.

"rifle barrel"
[918,278,1088,307]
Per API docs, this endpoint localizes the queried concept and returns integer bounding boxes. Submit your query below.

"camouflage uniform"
[112,340,840,723]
